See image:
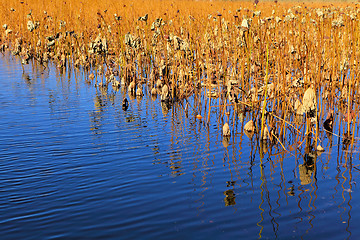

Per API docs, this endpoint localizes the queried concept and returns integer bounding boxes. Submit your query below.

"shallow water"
[0,55,359,239]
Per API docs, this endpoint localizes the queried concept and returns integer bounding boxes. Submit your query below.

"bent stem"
[260,43,269,140]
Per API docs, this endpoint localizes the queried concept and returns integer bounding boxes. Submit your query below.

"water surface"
[0,56,359,239]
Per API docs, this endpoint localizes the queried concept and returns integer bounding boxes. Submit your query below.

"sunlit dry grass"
[1,0,360,152]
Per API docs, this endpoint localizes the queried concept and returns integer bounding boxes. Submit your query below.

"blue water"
[0,56,359,239]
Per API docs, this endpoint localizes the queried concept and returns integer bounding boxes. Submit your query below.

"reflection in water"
[94,94,106,111]
[128,92,136,100]
[169,160,184,177]
[222,136,230,148]
[22,72,32,85]
[161,101,171,116]
[122,98,129,111]
[299,152,316,186]
[136,94,143,101]
[224,189,236,206]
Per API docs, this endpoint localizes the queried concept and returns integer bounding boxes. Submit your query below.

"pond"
[0,55,359,239]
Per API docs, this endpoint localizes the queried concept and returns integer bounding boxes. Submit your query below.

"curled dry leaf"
[262,125,270,140]
[302,85,316,115]
[316,145,325,152]
[223,122,231,136]
[323,111,333,132]
[244,120,255,132]
[161,84,170,102]
[294,99,303,115]
[136,85,143,96]
[128,81,136,93]
[151,87,157,95]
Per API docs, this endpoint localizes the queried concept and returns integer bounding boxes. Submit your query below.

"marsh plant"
[1,0,360,153]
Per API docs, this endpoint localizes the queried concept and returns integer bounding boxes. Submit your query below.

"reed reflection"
[89,89,113,135]
[6,54,360,238]
[224,189,236,206]
[298,152,316,186]
[23,58,360,238]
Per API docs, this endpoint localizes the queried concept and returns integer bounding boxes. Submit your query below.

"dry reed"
[1,0,359,152]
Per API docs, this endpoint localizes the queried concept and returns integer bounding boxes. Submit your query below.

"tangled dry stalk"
[1,0,359,153]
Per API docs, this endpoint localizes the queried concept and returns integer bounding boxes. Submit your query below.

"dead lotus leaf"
[302,85,316,114]
[223,122,231,136]
[262,125,270,140]
[317,145,325,152]
[244,120,255,132]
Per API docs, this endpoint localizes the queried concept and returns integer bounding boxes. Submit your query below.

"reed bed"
[1,0,360,153]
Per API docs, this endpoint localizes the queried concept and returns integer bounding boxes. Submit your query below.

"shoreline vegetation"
[1,0,360,154]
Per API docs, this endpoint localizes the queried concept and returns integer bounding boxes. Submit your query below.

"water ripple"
[0,56,359,239]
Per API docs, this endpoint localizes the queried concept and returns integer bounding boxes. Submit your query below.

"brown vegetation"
[1,0,359,151]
